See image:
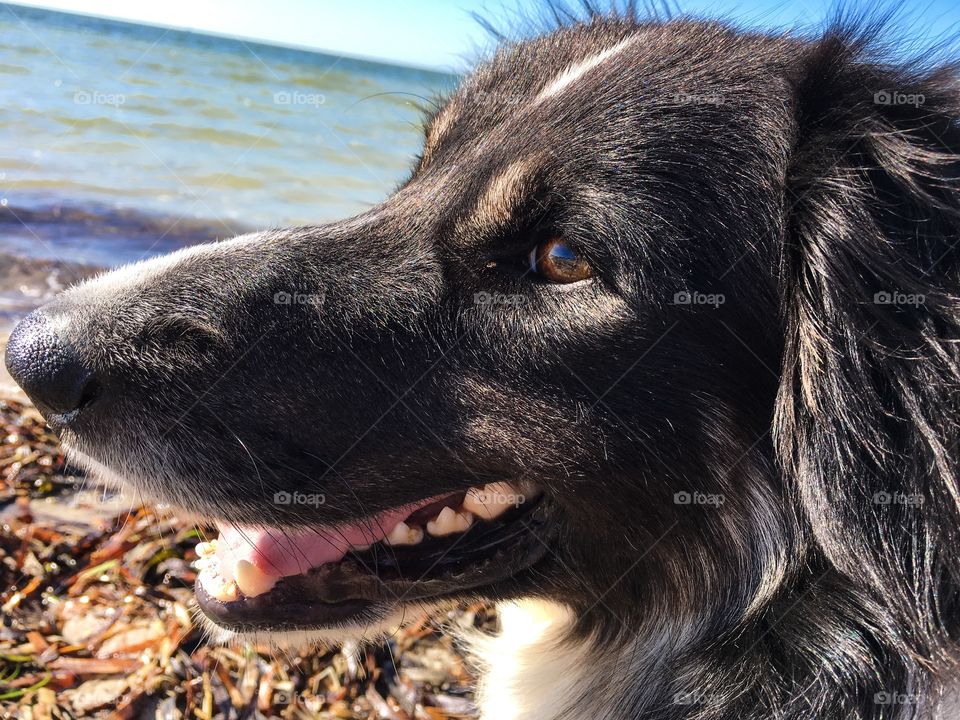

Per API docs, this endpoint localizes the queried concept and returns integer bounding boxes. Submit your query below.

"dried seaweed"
[1,395,488,719]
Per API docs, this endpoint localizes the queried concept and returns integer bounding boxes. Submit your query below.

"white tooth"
[486,482,519,500]
[463,486,513,520]
[517,481,542,499]
[233,559,278,598]
[386,521,424,546]
[427,506,456,536]
[196,541,217,557]
[211,580,239,603]
[427,506,474,536]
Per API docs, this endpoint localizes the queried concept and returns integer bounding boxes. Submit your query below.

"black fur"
[7,7,960,719]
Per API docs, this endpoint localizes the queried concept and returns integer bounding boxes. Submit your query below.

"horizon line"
[3,1,464,76]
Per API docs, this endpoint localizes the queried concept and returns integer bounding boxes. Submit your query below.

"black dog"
[7,8,960,720]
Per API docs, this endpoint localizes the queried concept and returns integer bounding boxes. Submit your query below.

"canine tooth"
[386,521,424,546]
[486,482,519,498]
[352,544,371,552]
[516,481,542,499]
[463,486,514,520]
[196,541,217,557]
[426,506,474,536]
[233,559,278,598]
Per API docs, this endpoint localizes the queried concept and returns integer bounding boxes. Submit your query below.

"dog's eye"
[528,238,593,283]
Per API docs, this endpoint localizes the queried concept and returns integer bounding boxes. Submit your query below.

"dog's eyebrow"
[457,159,538,238]
[535,36,636,102]
[422,105,456,166]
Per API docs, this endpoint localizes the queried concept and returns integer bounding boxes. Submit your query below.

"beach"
[0,3,455,336]
[0,5,476,718]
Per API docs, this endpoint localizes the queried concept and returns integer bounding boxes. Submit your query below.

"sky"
[8,0,960,70]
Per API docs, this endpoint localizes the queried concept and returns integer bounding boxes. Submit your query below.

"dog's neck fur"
[469,600,960,720]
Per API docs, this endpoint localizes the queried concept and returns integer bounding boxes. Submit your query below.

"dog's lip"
[194,492,552,632]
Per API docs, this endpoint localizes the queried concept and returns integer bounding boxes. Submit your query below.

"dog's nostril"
[4,309,99,417]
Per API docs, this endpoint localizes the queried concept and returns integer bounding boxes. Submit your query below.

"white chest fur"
[469,599,596,720]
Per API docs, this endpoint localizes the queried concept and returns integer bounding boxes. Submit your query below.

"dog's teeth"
[463,484,516,520]
[196,541,217,557]
[233,559,278,598]
[426,506,474,536]
[386,521,424,546]
[210,580,239,603]
[352,543,371,552]
[517,481,542,499]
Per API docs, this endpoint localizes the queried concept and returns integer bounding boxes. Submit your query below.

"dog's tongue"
[216,506,414,578]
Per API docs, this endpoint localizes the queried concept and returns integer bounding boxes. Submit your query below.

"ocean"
[0,3,456,336]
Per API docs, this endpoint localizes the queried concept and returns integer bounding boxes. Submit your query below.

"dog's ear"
[775,22,960,643]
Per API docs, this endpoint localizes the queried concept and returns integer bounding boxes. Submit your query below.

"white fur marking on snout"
[536,37,636,102]
[71,231,262,300]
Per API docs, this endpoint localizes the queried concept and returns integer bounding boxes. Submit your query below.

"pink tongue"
[216,505,420,578]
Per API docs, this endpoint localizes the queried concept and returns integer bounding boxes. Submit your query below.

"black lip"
[196,499,553,632]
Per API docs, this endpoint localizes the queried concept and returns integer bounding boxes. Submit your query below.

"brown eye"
[529,238,593,283]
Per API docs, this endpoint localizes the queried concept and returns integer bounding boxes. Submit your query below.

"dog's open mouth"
[194,481,550,631]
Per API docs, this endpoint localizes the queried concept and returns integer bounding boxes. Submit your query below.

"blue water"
[0,3,455,327]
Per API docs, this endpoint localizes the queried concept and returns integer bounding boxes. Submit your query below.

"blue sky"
[10,0,960,70]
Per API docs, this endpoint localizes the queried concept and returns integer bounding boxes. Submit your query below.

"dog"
[6,7,960,720]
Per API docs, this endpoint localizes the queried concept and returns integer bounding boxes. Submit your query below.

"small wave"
[0,63,29,75]
[148,122,282,148]
[184,173,265,190]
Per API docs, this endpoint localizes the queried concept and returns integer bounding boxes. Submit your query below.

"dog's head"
[6,11,960,696]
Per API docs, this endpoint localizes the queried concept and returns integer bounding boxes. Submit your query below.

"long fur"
[6,7,960,720]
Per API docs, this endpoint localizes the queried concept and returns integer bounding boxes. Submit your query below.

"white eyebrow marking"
[456,158,536,237]
[422,105,456,165]
[535,36,636,102]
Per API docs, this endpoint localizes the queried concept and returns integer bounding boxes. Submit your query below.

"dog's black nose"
[4,309,98,416]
